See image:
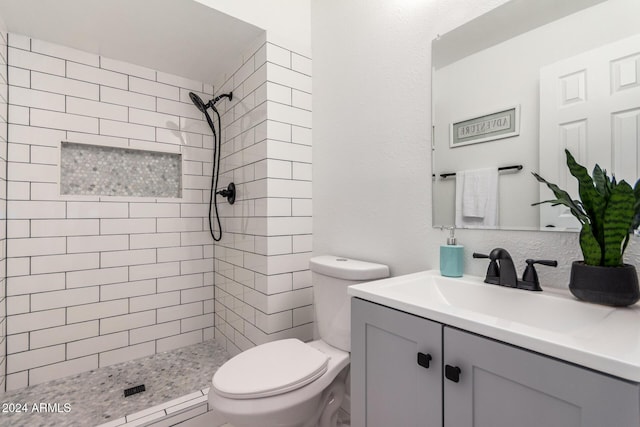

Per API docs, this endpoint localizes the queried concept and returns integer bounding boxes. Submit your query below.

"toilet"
[208,255,389,427]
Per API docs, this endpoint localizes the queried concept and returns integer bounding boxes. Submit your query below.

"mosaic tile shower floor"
[0,340,230,427]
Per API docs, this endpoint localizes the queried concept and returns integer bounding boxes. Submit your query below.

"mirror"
[432,0,640,231]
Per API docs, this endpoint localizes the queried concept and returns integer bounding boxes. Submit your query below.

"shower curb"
[95,387,210,427]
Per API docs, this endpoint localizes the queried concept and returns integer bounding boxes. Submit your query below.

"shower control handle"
[217,182,236,205]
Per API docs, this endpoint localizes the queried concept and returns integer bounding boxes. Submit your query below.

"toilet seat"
[213,339,329,399]
[209,339,351,427]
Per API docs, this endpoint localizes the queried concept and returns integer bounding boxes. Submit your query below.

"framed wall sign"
[450,105,520,147]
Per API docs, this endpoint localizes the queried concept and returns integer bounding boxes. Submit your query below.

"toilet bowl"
[208,256,389,427]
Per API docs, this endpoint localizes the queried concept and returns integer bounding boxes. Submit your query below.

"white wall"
[311,0,640,286]
[211,39,314,357]
[189,1,315,356]
[194,0,311,55]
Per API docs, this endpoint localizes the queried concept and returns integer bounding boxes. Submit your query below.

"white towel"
[455,167,499,227]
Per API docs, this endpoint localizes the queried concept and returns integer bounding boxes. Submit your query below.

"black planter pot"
[569,261,640,307]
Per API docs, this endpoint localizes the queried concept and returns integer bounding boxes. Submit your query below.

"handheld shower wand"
[189,92,233,113]
[188,91,234,241]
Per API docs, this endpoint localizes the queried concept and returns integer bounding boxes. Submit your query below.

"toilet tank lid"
[309,256,390,281]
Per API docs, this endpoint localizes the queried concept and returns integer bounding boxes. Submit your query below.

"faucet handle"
[473,253,500,284]
[527,259,558,267]
[520,259,558,291]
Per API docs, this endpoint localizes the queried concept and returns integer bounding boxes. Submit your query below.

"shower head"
[188,91,233,113]
[189,92,208,113]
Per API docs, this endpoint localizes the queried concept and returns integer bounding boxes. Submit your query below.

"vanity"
[369,0,640,424]
[348,271,640,427]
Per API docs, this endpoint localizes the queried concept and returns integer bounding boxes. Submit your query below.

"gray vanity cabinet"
[444,326,640,427]
[351,297,640,427]
[351,298,443,427]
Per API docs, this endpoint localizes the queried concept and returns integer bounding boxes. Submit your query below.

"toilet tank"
[310,256,389,352]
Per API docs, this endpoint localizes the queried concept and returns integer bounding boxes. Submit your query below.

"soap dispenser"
[440,227,463,277]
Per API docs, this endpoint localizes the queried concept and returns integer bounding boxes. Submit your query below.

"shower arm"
[211,93,233,105]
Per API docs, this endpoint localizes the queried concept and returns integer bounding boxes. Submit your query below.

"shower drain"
[124,384,146,397]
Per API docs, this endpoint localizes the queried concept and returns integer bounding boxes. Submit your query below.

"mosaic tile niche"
[60,142,182,198]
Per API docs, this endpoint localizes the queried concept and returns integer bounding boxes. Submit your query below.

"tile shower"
[5,32,219,390]
[0,19,313,425]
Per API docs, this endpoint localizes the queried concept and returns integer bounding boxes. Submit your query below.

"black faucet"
[473,248,518,287]
[473,248,557,291]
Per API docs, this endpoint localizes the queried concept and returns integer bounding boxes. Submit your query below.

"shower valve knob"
[217,182,236,205]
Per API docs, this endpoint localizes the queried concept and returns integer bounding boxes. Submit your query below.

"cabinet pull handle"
[445,364,461,382]
[417,352,432,369]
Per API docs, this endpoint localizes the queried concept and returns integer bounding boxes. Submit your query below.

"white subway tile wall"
[0,24,8,393]
[4,34,217,390]
[213,41,313,356]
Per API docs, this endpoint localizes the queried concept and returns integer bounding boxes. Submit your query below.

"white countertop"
[348,270,640,382]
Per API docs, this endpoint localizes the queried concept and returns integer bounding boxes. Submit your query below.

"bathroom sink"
[348,270,640,382]
[379,273,613,334]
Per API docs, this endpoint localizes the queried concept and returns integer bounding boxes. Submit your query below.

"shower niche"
[60,142,182,198]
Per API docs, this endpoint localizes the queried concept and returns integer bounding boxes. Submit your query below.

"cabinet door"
[351,298,442,427]
[443,326,640,427]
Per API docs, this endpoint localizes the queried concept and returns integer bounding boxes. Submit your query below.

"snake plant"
[532,149,640,267]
